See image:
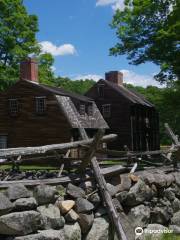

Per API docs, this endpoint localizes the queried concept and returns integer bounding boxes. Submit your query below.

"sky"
[24,0,161,87]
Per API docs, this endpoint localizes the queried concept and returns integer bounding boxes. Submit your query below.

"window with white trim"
[35,97,46,114]
[79,104,85,116]
[0,135,7,149]
[102,104,111,118]
[9,99,18,115]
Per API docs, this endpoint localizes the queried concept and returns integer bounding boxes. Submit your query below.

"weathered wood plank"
[0,134,117,158]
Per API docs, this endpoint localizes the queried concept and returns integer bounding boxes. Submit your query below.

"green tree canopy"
[110,0,180,83]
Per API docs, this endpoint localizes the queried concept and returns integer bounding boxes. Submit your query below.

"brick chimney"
[20,58,38,82]
[105,71,123,86]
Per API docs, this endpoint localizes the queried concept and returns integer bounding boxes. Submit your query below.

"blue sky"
[24,0,160,87]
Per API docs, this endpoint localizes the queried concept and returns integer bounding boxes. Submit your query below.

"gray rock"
[169,225,180,234]
[85,217,109,240]
[153,172,167,188]
[173,172,180,187]
[56,185,66,199]
[106,183,118,196]
[164,188,176,201]
[95,207,107,218]
[15,229,65,240]
[37,204,64,230]
[75,198,94,213]
[6,184,32,201]
[171,210,180,226]
[126,179,153,206]
[172,198,180,213]
[0,211,42,236]
[67,183,85,199]
[0,192,13,216]
[64,222,81,240]
[128,204,150,228]
[78,212,94,234]
[151,207,171,225]
[65,209,79,223]
[116,191,128,204]
[79,181,95,194]
[13,197,37,211]
[140,224,168,240]
[165,174,175,187]
[33,185,57,205]
[140,172,155,185]
[88,192,101,207]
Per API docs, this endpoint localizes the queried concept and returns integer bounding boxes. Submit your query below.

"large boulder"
[15,229,65,240]
[88,192,101,208]
[37,204,64,230]
[6,184,32,201]
[151,206,172,225]
[0,192,13,216]
[78,212,94,234]
[0,211,42,236]
[172,198,180,213]
[33,185,57,205]
[13,197,37,211]
[173,172,180,187]
[128,204,150,228]
[64,222,81,240]
[75,198,94,213]
[126,179,153,206]
[85,217,109,240]
[164,188,176,202]
[67,184,85,199]
[118,175,132,192]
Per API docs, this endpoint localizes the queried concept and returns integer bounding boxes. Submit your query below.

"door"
[0,135,7,149]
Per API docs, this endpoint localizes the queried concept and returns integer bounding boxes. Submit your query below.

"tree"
[110,0,180,83]
[0,0,39,66]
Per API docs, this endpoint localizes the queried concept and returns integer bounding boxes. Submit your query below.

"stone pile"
[0,169,179,240]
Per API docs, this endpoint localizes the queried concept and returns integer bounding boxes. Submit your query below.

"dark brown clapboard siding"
[0,80,71,148]
[86,80,160,151]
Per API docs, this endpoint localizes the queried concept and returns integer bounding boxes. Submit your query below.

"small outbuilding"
[85,71,160,151]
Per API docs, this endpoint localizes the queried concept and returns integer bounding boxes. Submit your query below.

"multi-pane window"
[79,104,85,116]
[9,99,18,115]
[36,97,46,114]
[98,84,104,97]
[88,104,93,116]
[0,135,7,149]
[102,104,111,118]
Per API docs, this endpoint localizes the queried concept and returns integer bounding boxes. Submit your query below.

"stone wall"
[0,169,179,240]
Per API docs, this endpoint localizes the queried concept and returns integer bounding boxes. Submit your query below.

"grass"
[0,164,59,171]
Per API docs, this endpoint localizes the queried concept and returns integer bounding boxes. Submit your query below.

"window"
[0,136,7,149]
[102,104,111,118]
[88,105,93,116]
[79,104,85,116]
[36,97,46,114]
[9,99,18,115]
[98,84,104,97]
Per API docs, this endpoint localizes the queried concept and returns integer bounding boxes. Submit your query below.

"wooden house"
[85,71,160,151]
[0,58,108,149]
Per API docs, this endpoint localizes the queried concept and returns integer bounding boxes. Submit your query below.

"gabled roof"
[99,79,154,107]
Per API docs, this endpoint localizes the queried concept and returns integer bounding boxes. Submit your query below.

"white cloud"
[96,0,125,11]
[50,66,56,72]
[73,74,103,81]
[39,41,77,56]
[120,69,162,87]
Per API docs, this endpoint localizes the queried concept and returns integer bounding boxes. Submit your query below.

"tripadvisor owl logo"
[135,227,144,236]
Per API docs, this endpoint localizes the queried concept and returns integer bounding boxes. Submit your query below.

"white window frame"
[0,135,7,149]
[9,99,18,115]
[35,96,46,114]
[102,104,111,118]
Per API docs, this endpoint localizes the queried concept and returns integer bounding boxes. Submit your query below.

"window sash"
[9,99,18,115]
[98,84,104,97]
[79,104,85,115]
[102,104,111,118]
[36,97,46,114]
